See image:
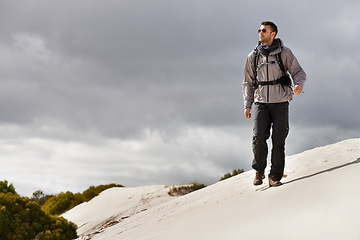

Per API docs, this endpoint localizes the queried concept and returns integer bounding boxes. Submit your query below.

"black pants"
[252,102,289,181]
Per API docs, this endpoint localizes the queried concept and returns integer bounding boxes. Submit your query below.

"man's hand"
[244,108,251,119]
[293,85,302,95]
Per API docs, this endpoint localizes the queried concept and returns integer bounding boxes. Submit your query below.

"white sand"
[63,138,360,240]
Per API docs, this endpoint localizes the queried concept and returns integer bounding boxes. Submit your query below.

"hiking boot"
[269,176,283,187]
[253,171,265,185]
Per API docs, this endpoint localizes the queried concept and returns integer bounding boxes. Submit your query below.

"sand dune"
[63,139,360,240]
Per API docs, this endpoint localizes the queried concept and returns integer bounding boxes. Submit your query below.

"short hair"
[261,21,278,36]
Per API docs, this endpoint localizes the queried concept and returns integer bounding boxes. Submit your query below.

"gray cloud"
[0,0,359,196]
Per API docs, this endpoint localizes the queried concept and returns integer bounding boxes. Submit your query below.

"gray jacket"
[242,39,306,109]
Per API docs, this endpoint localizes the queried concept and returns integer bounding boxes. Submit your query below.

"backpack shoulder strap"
[276,51,292,88]
[253,48,260,78]
[251,48,260,89]
[276,52,287,76]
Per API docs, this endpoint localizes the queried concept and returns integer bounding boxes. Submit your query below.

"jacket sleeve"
[242,51,256,109]
[282,47,306,89]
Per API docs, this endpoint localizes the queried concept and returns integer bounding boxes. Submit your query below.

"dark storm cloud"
[0,0,359,195]
[0,0,252,136]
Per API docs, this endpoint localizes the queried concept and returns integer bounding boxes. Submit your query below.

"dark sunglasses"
[258,29,271,33]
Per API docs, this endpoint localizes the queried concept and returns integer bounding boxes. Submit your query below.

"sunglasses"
[258,29,272,33]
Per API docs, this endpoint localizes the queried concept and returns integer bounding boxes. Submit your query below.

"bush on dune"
[219,169,244,181]
[168,182,206,196]
[41,183,124,216]
[0,180,77,240]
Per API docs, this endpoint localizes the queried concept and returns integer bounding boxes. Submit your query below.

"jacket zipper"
[266,56,269,102]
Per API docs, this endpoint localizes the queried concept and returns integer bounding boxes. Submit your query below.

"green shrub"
[0,180,17,195]
[189,182,206,191]
[81,183,124,202]
[31,190,53,206]
[219,169,244,181]
[168,182,206,196]
[0,181,77,240]
[42,183,124,216]
[41,191,82,216]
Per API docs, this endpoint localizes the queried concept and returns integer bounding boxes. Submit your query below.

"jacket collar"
[256,38,283,56]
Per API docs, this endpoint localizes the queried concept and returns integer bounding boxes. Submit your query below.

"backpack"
[252,48,291,90]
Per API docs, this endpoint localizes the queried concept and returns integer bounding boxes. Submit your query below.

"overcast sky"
[1,0,359,196]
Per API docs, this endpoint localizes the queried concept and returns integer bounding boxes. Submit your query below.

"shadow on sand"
[283,157,360,185]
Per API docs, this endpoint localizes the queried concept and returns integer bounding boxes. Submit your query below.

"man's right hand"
[244,108,251,119]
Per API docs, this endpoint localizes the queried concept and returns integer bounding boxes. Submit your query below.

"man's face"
[258,25,275,45]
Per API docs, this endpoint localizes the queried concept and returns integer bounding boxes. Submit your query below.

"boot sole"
[269,181,283,187]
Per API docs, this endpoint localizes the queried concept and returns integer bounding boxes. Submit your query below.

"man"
[242,21,306,187]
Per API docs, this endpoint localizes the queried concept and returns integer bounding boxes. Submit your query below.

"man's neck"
[263,39,274,46]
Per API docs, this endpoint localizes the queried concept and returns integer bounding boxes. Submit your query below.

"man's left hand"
[293,85,302,95]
